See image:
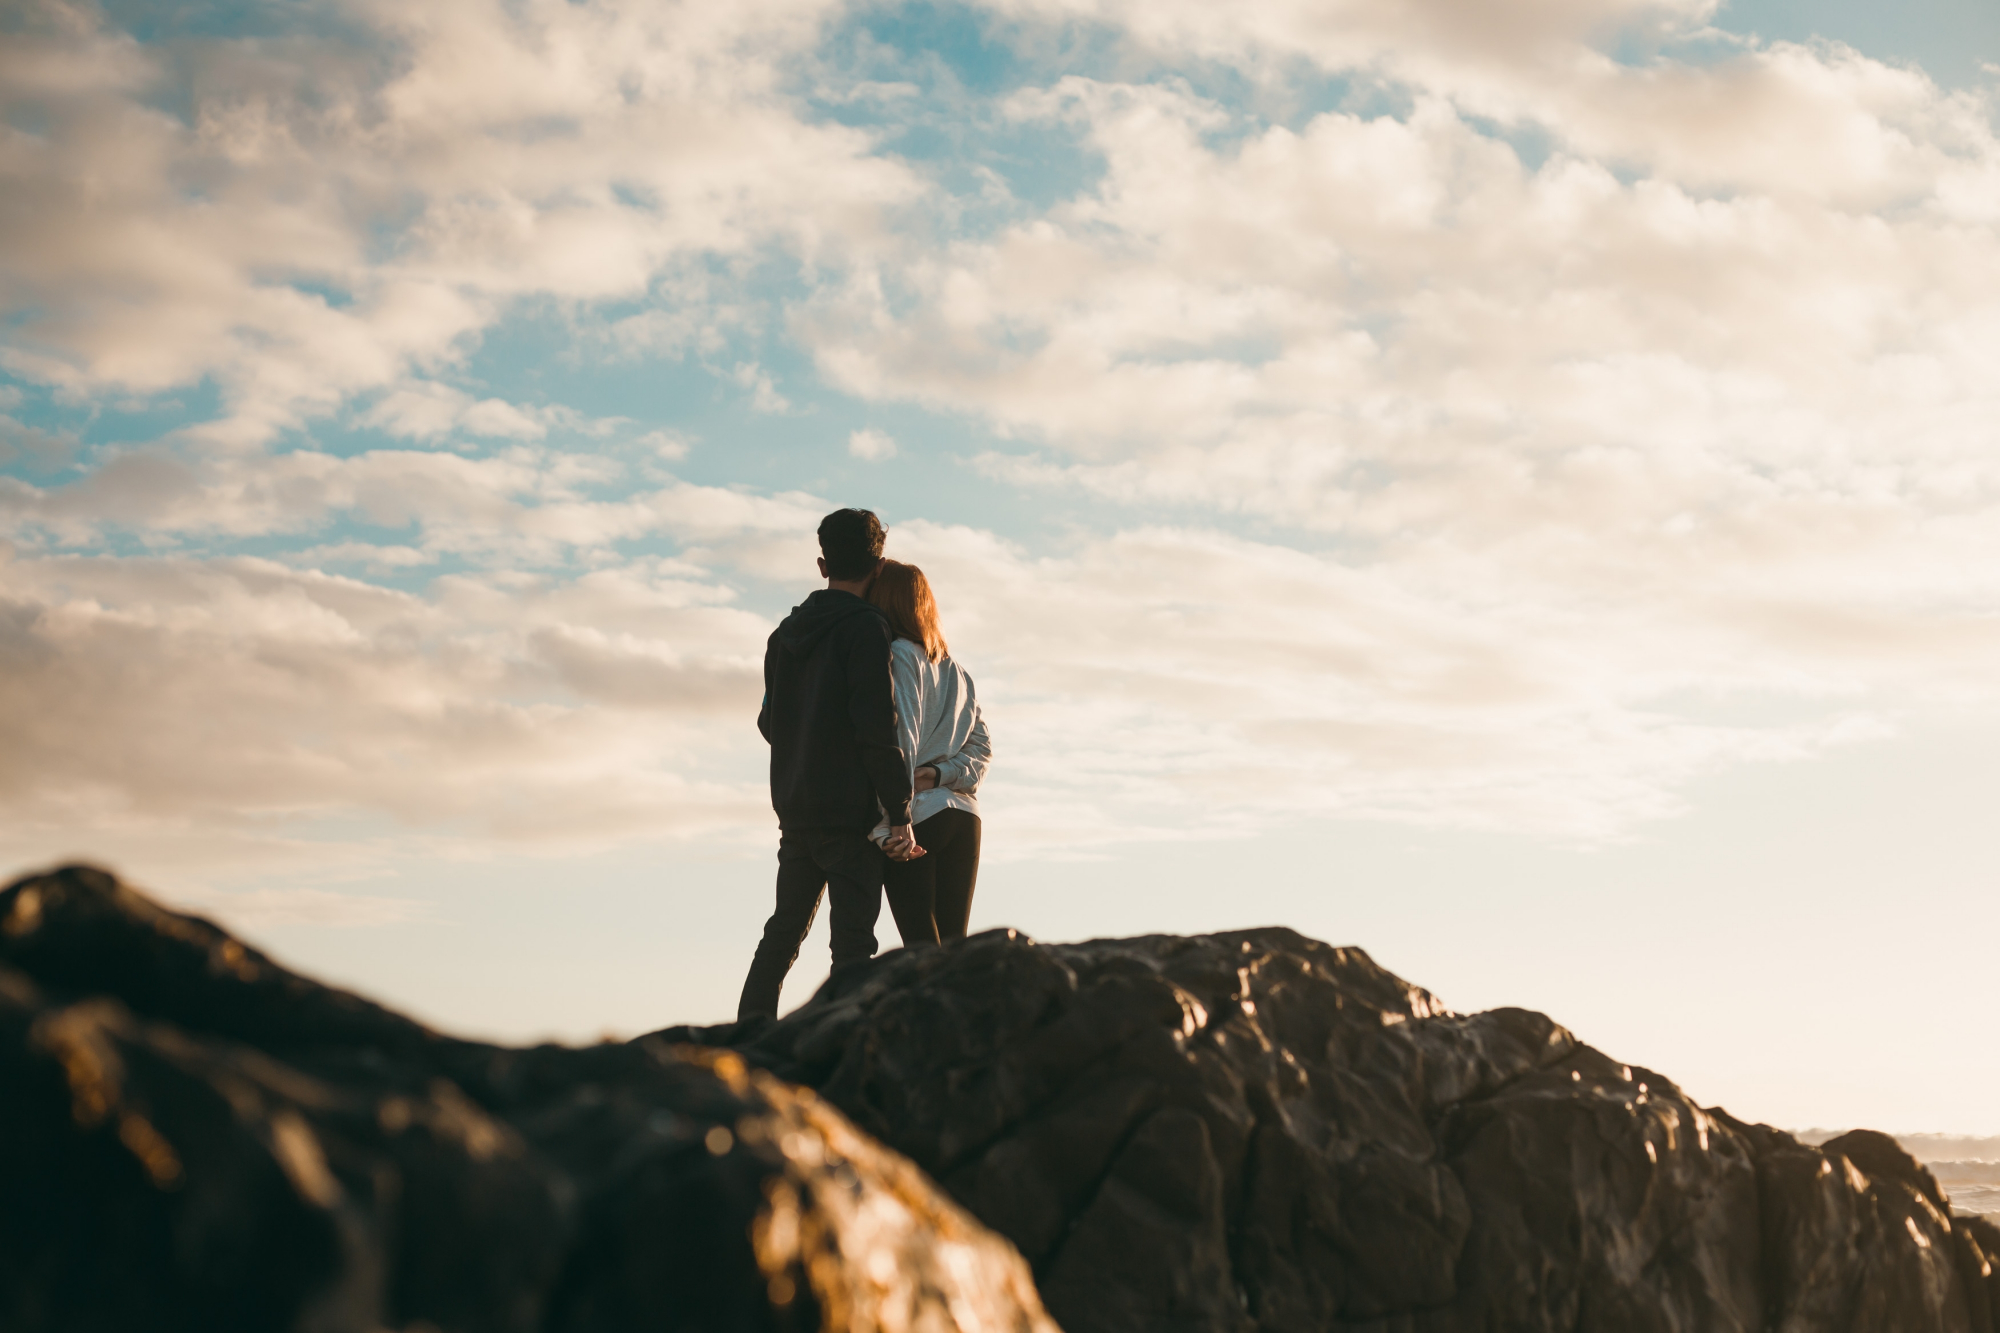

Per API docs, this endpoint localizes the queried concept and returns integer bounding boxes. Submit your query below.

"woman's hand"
[914,765,940,792]
[883,823,926,861]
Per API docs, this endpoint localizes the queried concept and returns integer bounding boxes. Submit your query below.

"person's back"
[865,561,993,948]
[736,508,916,1022]
[876,638,987,828]
[760,589,909,830]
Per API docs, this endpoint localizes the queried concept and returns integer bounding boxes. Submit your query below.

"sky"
[3,0,1999,1135]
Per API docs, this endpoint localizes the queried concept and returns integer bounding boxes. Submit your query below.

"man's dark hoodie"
[759,589,913,831]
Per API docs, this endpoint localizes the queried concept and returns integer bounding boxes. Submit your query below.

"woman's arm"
[935,707,991,793]
[889,643,925,796]
[871,643,929,854]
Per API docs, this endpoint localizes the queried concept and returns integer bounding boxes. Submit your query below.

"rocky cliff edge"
[6,862,1997,1333]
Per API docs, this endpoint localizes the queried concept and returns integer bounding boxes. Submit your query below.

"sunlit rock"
[0,865,1058,1333]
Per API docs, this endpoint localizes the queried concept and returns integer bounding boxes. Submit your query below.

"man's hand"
[914,765,940,793]
[884,823,925,861]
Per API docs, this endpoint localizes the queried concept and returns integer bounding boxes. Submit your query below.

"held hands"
[885,769,941,861]
[884,823,925,861]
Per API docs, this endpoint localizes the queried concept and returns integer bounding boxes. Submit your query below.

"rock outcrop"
[7,863,1999,1333]
[675,925,2000,1333]
[0,866,1056,1333]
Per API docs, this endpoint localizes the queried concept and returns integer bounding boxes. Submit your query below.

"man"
[737,508,918,1021]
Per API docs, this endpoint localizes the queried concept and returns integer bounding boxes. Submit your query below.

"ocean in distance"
[1795,1132,2000,1215]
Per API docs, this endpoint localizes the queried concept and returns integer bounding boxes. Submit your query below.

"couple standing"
[737,507,992,1021]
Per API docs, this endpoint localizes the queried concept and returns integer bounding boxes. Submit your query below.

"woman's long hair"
[868,560,948,662]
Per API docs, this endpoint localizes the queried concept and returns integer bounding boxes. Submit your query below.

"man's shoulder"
[832,600,892,640]
[770,591,887,651]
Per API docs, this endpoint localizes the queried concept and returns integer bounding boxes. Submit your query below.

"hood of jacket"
[773,588,883,657]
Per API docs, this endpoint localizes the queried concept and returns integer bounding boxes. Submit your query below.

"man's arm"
[757,637,775,743]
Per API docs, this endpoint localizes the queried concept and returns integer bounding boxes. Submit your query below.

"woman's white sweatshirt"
[871,637,991,839]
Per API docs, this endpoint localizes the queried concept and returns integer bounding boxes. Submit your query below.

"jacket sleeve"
[889,645,922,801]
[756,643,774,742]
[847,619,914,827]
[935,704,991,794]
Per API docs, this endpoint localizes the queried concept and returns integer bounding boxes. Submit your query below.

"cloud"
[529,625,762,711]
[163,885,435,928]
[801,11,2000,539]
[732,362,793,414]
[793,38,2000,829]
[985,0,1721,72]
[847,427,897,460]
[636,430,692,463]
[362,384,551,442]
[7,0,2000,878]
[888,521,1965,846]
[0,0,919,441]
[8,506,1929,870]
[981,0,1984,210]
[292,543,439,572]
[0,415,78,470]
[0,547,778,869]
[0,438,833,564]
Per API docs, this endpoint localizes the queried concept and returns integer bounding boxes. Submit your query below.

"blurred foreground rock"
[0,865,1056,1333]
[672,926,2000,1333]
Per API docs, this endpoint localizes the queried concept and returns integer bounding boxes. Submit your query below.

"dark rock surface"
[669,925,2000,1333]
[0,865,1056,1333]
[10,862,1999,1333]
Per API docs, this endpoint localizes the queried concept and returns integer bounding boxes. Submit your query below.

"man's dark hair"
[818,508,887,580]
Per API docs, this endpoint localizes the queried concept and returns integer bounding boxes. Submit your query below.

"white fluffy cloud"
[798,29,2000,838]
[0,542,776,872]
[847,427,898,460]
[0,0,917,440]
[814,74,2000,520]
[891,520,1963,846]
[0,431,837,565]
[6,0,2000,878]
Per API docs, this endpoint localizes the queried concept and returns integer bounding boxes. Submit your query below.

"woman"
[867,560,991,946]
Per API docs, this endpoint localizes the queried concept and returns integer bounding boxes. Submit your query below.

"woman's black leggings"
[884,808,981,947]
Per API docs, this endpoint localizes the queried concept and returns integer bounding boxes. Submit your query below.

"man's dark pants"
[737,826,884,1021]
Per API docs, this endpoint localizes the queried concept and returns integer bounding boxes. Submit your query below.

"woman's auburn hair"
[867,559,948,662]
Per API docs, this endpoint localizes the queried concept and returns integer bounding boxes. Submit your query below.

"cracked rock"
[680,926,2000,1333]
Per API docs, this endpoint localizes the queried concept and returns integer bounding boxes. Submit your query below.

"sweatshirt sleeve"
[848,618,914,827]
[932,665,991,793]
[889,644,923,801]
[936,705,991,793]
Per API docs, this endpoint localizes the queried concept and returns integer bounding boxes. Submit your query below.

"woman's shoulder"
[889,638,936,679]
